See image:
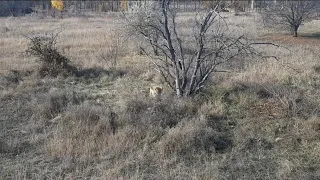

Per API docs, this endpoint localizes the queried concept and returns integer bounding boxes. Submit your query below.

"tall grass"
[0,13,320,179]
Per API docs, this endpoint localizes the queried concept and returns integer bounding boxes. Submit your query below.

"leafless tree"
[124,0,269,97]
[261,0,318,37]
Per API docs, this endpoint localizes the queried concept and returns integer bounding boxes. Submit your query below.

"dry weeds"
[0,12,320,179]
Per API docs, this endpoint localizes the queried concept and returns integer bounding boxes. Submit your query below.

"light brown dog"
[149,85,163,99]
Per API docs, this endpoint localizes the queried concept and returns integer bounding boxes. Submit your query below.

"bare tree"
[261,0,318,37]
[124,0,265,97]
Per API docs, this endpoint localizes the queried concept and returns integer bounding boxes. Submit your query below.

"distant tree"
[51,0,64,12]
[121,0,128,11]
[204,0,231,12]
[261,0,318,37]
[51,0,64,18]
[0,1,33,17]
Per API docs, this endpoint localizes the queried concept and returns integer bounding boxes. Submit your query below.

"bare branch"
[124,0,280,97]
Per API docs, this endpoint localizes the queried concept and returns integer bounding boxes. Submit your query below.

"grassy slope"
[0,13,320,179]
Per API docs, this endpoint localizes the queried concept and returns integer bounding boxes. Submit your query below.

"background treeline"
[0,0,294,17]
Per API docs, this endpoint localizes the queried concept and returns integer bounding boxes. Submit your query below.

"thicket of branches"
[26,33,77,77]
[124,0,271,97]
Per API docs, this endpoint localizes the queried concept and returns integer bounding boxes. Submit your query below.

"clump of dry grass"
[26,34,77,77]
[121,96,198,128]
[46,102,113,158]
[156,118,232,159]
[33,89,83,119]
[0,70,23,89]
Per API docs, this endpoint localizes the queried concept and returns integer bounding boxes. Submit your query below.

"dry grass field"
[0,12,320,179]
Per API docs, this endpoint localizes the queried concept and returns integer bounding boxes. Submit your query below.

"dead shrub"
[26,33,77,77]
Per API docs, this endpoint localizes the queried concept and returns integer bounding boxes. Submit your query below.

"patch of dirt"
[262,33,320,47]
[249,99,288,118]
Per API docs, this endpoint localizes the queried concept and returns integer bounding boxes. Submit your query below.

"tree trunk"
[251,0,254,10]
[293,25,299,37]
[175,76,182,97]
[161,0,182,97]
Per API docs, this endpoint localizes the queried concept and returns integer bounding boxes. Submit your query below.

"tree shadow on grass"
[75,67,126,79]
[300,32,320,39]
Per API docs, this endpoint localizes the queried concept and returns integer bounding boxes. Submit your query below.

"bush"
[26,34,77,77]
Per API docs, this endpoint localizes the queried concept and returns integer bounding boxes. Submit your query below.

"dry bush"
[26,33,77,77]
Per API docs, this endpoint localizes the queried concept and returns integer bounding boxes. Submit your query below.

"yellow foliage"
[51,0,64,11]
[120,0,128,11]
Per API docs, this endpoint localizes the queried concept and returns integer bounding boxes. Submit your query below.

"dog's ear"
[159,87,163,93]
[155,87,163,93]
